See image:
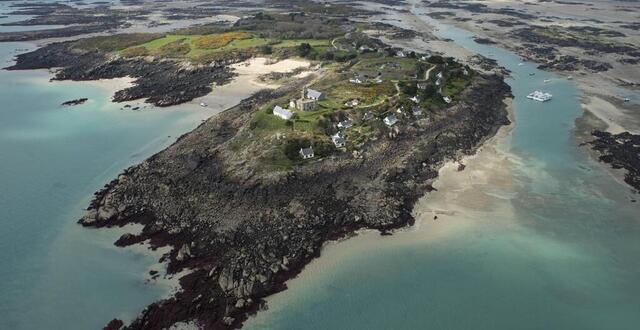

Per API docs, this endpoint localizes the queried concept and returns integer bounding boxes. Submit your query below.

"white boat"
[567,75,573,80]
[623,97,630,102]
[518,62,524,66]
[200,102,208,107]
[543,79,551,83]
[527,90,552,102]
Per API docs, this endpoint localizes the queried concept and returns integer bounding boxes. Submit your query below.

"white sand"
[181,57,311,113]
[79,76,136,93]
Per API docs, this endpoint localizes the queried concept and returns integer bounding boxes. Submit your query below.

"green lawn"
[120,34,330,60]
[442,78,468,97]
[250,109,291,134]
[351,56,419,80]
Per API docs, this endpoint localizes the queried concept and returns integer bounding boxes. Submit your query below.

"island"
[6,1,513,329]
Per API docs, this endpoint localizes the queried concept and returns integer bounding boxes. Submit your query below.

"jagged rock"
[176,244,191,261]
[222,317,234,326]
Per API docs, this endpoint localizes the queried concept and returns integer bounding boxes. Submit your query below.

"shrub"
[193,31,252,49]
[260,45,273,54]
[121,46,149,57]
[284,138,311,160]
[297,43,312,57]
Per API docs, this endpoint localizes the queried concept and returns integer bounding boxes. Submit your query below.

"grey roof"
[337,119,353,129]
[306,89,322,99]
[273,106,293,119]
[384,114,398,126]
[332,134,346,146]
[300,147,314,157]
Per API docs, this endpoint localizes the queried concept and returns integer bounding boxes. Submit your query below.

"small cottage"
[299,147,314,159]
[384,114,398,126]
[273,105,293,120]
[337,119,353,129]
[332,132,346,148]
[305,88,323,100]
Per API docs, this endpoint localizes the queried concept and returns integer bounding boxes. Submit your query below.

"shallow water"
[0,41,218,329]
[245,8,640,330]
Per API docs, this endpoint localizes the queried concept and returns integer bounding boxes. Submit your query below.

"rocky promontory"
[589,130,640,192]
[7,40,236,107]
[79,72,511,329]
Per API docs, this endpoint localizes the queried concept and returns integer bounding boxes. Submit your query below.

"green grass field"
[351,56,420,80]
[119,33,330,60]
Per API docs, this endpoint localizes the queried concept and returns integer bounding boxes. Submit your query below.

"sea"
[2,2,640,330]
[0,3,226,328]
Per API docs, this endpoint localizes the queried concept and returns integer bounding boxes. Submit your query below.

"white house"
[410,96,419,103]
[331,132,346,148]
[337,119,353,129]
[345,99,359,107]
[384,114,398,126]
[349,75,365,84]
[443,96,452,104]
[299,147,314,159]
[305,88,323,100]
[273,105,293,120]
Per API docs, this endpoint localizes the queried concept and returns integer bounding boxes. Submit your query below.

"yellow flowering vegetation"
[193,31,253,49]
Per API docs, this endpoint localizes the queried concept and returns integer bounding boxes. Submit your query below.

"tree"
[297,43,312,57]
[260,45,273,54]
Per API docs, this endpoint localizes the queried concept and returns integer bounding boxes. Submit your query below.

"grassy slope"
[120,33,330,60]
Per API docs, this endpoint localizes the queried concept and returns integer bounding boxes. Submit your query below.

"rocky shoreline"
[78,71,511,329]
[588,130,640,193]
[7,41,237,107]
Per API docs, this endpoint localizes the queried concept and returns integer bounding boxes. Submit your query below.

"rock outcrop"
[7,42,236,107]
[79,73,512,329]
[588,130,640,192]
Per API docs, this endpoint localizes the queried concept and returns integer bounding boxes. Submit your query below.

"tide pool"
[245,7,640,330]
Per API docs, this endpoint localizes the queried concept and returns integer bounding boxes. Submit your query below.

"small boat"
[544,79,551,83]
[518,62,524,66]
[624,97,631,102]
[527,90,552,102]
[529,73,535,76]
[200,102,208,107]
[567,75,573,80]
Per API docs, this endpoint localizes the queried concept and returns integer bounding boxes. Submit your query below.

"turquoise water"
[0,41,211,329]
[246,10,640,330]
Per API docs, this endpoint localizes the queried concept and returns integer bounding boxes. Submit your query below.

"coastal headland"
[5,1,512,328]
[4,0,638,329]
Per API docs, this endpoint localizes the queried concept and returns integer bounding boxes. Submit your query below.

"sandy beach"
[180,57,311,113]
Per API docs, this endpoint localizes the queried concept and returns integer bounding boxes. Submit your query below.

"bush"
[284,138,311,160]
[260,45,273,54]
[297,43,312,57]
[428,55,445,64]
[121,46,149,57]
[157,39,191,57]
[193,31,252,49]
